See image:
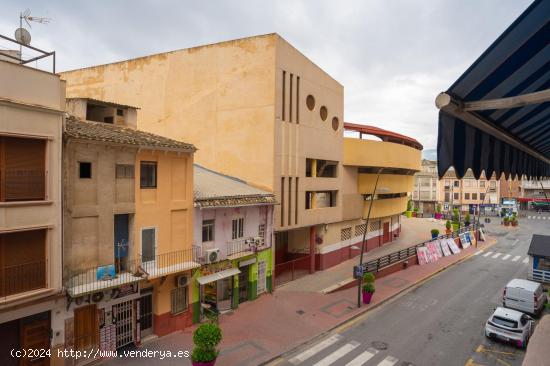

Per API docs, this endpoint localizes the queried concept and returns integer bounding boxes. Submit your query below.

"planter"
[445,229,452,237]
[434,213,443,220]
[504,221,510,226]
[431,232,438,239]
[192,360,217,366]
[362,291,373,304]
[512,221,518,227]
[412,212,418,218]
[405,211,412,218]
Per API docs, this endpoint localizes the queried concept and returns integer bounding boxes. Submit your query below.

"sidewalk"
[279,216,447,293]
[101,232,494,366]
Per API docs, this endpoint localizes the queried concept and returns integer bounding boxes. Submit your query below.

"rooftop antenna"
[16,9,51,61]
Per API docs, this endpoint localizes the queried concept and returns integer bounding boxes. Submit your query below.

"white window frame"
[140,226,157,264]
[201,219,215,243]
[232,217,244,240]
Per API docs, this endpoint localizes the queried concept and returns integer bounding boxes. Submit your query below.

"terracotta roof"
[194,165,276,208]
[64,117,196,152]
[344,122,423,150]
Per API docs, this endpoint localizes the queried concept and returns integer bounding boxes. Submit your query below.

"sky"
[0,0,533,150]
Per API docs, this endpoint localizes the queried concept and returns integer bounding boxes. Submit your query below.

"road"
[275,216,550,366]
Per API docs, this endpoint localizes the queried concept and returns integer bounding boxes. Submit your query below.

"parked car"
[502,279,547,316]
[485,307,534,348]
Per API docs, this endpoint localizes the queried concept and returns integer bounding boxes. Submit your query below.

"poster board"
[433,240,444,258]
[468,231,477,246]
[447,238,461,254]
[438,239,452,257]
[417,247,429,265]
[426,242,441,262]
[459,233,471,249]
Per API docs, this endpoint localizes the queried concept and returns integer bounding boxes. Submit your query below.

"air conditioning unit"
[254,236,263,246]
[176,275,188,288]
[205,248,220,264]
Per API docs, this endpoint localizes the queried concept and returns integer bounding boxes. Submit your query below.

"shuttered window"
[0,229,47,297]
[0,137,46,201]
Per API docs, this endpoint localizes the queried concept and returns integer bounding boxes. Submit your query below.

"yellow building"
[62,98,197,357]
[60,33,421,282]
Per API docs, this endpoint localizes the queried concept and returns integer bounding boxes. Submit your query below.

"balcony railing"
[194,236,269,264]
[522,181,550,189]
[1,260,47,300]
[529,268,550,284]
[65,248,200,297]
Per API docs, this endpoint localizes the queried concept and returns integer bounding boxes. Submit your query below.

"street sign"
[353,265,364,279]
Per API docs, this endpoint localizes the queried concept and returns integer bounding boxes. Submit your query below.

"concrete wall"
[343,138,421,171]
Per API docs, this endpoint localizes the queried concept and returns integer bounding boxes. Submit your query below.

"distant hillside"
[422,149,437,161]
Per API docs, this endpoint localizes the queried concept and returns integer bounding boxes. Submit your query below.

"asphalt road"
[277,216,550,366]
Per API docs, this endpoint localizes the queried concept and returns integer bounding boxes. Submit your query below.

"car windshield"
[492,315,518,329]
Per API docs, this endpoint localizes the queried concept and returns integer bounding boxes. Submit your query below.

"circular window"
[332,117,339,131]
[320,106,328,121]
[306,95,315,111]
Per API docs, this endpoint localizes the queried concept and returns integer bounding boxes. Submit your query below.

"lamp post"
[357,168,384,308]
[475,185,496,243]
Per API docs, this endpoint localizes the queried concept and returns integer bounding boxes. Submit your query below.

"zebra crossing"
[287,335,403,366]
[474,250,529,263]
[527,215,550,220]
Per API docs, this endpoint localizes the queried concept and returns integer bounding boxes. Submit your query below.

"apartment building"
[0,58,64,364]
[60,33,421,284]
[62,98,197,357]
[412,160,440,214]
[193,165,275,320]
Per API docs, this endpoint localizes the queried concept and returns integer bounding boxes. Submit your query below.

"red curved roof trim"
[344,122,423,150]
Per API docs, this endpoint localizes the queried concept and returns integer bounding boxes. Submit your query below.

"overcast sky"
[0,0,533,149]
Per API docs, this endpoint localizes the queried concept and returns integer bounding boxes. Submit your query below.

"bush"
[413,207,419,212]
[452,208,460,223]
[191,322,222,363]
[362,282,375,293]
[503,216,510,223]
[445,220,452,230]
[407,200,413,211]
[362,272,375,284]
[431,229,440,236]
[436,204,442,213]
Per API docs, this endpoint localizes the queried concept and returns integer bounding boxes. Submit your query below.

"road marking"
[544,217,547,220]
[522,257,529,264]
[345,348,378,366]
[538,216,542,219]
[528,216,532,219]
[313,341,359,366]
[511,239,519,246]
[512,255,521,262]
[492,252,502,259]
[502,254,511,260]
[376,356,399,366]
[483,251,493,257]
[288,334,343,364]
[474,250,483,256]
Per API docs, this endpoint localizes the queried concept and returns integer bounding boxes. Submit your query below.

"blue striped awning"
[437,0,550,179]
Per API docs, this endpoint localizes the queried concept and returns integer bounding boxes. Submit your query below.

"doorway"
[113,300,135,348]
[114,214,129,272]
[74,305,98,352]
[141,227,156,267]
[20,312,50,366]
[139,290,154,338]
[383,222,390,243]
[238,266,249,303]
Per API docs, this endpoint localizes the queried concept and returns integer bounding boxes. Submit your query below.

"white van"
[502,279,547,316]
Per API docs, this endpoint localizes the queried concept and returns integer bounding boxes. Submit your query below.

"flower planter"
[405,211,412,218]
[504,221,510,226]
[192,360,217,366]
[434,213,443,220]
[362,291,373,304]
[431,232,438,239]
[512,221,518,227]
[445,229,452,237]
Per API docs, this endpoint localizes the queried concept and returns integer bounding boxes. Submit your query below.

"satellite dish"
[14,28,31,45]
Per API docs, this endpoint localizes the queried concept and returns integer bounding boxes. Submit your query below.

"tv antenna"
[15,9,51,59]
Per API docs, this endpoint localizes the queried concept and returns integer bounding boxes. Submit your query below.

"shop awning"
[436,0,550,180]
[197,268,241,285]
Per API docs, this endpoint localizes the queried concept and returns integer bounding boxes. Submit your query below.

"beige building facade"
[412,160,440,214]
[0,59,65,363]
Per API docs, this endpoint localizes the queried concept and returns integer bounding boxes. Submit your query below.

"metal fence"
[274,255,311,287]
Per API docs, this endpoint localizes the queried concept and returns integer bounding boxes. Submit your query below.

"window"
[306,158,338,178]
[289,73,293,122]
[465,193,470,200]
[306,159,313,177]
[454,181,460,187]
[141,228,156,262]
[79,162,92,179]
[140,161,157,188]
[117,109,124,116]
[444,180,450,187]
[282,70,286,121]
[472,193,478,200]
[202,220,215,242]
[480,193,486,201]
[116,164,134,178]
[453,193,459,200]
[171,286,188,315]
[0,136,46,201]
[103,116,114,124]
[480,181,485,188]
[232,218,244,240]
[538,258,550,271]
[491,316,517,329]
[444,192,450,202]
[296,76,300,123]
[490,181,497,189]
[307,190,337,208]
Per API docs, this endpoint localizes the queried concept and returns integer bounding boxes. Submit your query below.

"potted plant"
[435,204,443,220]
[503,216,510,226]
[445,220,452,236]
[431,228,440,239]
[464,213,471,227]
[191,322,222,366]
[405,200,413,218]
[361,272,375,304]
[511,214,518,227]
[413,207,419,218]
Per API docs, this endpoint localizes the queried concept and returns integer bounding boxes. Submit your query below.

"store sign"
[502,199,516,205]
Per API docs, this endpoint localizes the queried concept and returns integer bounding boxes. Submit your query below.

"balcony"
[65,248,200,297]
[194,236,269,264]
[1,260,47,301]
[362,196,408,219]
[343,138,421,171]
[522,181,550,190]
[358,174,413,195]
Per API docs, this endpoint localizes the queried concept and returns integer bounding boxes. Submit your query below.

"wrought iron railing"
[194,237,269,264]
[1,260,47,299]
[64,248,199,297]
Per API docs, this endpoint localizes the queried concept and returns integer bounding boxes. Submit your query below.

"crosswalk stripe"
[522,257,529,264]
[544,217,547,220]
[313,341,359,366]
[483,251,493,257]
[377,356,399,366]
[502,254,511,260]
[492,253,502,259]
[528,216,532,219]
[512,255,521,262]
[474,250,483,256]
[345,348,379,366]
[289,334,343,364]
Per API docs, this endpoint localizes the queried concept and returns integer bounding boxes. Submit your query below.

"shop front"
[197,264,240,317]
[1,311,51,366]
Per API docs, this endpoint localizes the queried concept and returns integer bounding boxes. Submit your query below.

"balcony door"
[114,214,129,272]
[141,228,156,271]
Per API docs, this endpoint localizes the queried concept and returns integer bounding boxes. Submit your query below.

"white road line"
[528,216,532,219]
[512,239,519,246]
[313,341,359,366]
[483,251,493,257]
[474,250,483,256]
[538,216,542,219]
[288,334,343,364]
[492,252,502,259]
[502,254,511,260]
[377,356,399,366]
[512,255,521,262]
[345,348,379,366]
[544,217,548,220]
[522,257,529,264]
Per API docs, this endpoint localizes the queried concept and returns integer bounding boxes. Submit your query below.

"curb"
[260,237,498,366]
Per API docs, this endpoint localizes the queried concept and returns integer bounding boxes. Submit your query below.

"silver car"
[485,307,534,348]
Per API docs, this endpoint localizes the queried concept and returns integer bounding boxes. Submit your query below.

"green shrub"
[191,347,219,363]
[191,322,222,363]
[407,200,413,211]
[413,207,419,212]
[436,204,442,213]
[445,220,452,230]
[362,282,375,293]
[452,208,460,223]
[362,272,375,284]
[503,216,510,223]
[431,229,440,236]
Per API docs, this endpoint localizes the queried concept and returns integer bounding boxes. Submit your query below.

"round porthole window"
[306,95,315,111]
[320,106,328,121]
[332,117,339,131]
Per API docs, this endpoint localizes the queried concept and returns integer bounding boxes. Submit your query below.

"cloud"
[0,0,532,149]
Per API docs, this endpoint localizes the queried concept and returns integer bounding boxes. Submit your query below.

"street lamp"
[356,168,390,308]
[475,185,496,242]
